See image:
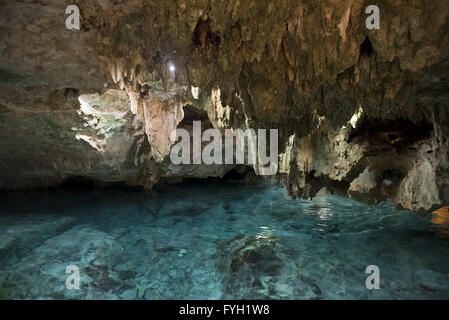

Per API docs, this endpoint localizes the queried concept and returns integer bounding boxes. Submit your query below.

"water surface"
[0,180,448,299]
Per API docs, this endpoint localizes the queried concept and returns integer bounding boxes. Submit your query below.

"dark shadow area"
[348,117,433,149]
[58,176,145,192]
[165,166,260,188]
[180,104,209,125]
[222,166,255,181]
[192,17,221,49]
[359,36,374,58]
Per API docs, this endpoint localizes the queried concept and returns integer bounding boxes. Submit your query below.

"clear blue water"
[0,180,448,300]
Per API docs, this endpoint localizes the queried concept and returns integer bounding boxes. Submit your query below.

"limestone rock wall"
[1,0,449,213]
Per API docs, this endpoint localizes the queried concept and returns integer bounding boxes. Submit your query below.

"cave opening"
[64,88,79,97]
[380,168,404,187]
[359,36,374,58]
[192,17,221,50]
[347,117,433,148]
[222,166,254,181]
[171,165,257,186]
[180,104,210,125]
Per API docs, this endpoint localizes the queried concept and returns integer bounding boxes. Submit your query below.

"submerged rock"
[218,234,322,299]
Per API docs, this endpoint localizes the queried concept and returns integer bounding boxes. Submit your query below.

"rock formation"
[1,0,449,213]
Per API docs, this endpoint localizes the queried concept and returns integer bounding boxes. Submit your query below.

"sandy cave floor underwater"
[0,179,448,300]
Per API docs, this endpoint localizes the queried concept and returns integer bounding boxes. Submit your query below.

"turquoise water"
[0,180,448,300]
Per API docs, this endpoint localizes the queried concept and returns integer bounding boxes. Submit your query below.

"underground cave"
[0,0,449,302]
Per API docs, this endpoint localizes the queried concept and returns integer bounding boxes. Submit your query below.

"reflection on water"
[431,206,449,239]
[0,180,448,300]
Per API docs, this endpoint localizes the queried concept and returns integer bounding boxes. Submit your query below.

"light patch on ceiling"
[349,105,363,129]
[168,62,176,72]
[191,86,199,99]
[74,91,130,153]
[279,134,296,174]
[211,87,231,127]
[75,134,103,152]
[78,95,95,115]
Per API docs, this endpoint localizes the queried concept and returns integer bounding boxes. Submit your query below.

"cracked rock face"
[1,0,449,213]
